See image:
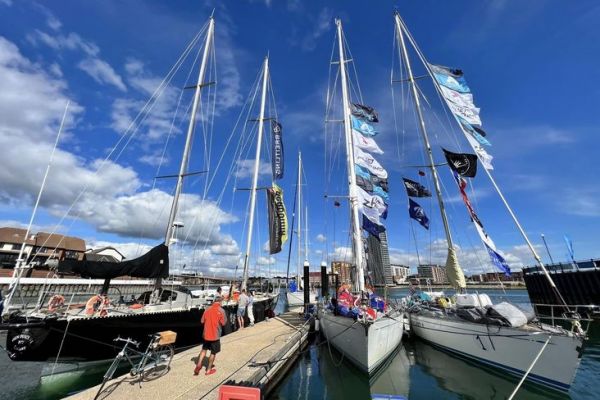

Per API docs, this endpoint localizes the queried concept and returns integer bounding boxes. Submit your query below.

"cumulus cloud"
[234,159,271,179]
[315,233,326,243]
[301,8,333,51]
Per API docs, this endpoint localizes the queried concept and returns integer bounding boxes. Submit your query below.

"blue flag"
[484,243,511,276]
[351,115,378,136]
[372,185,389,202]
[408,199,429,230]
[430,64,471,93]
[458,117,491,146]
[362,214,386,236]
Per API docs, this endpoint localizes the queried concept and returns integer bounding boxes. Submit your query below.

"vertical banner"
[271,120,284,180]
[267,183,288,254]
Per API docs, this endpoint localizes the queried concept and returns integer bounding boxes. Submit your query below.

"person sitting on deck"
[194,296,226,376]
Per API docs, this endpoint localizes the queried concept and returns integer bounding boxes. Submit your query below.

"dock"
[67,312,309,400]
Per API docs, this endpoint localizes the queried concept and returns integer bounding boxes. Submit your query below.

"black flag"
[271,120,284,180]
[402,178,431,198]
[351,103,379,123]
[443,148,477,178]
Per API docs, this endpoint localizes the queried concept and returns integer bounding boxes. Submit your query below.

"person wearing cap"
[194,295,226,376]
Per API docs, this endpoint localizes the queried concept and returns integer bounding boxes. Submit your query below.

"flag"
[351,115,378,136]
[484,243,511,276]
[564,235,575,263]
[351,103,379,123]
[353,129,383,154]
[372,185,389,202]
[266,184,288,254]
[402,178,431,198]
[446,101,482,126]
[408,199,429,230]
[439,85,476,109]
[464,134,494,170]
[429,64,470,93]
[458,117,491,146]
[362,213,386,236]
[354,146,387,179]
[443,148,478,178]
[356,173,374,192]
[357,187,388,220]
[452,171,484,229]
[271,120,284,180]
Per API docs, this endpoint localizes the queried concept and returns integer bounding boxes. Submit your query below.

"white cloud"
[315,233,326,243]
[234,159,271,179]
[0,0,13,6]
[257,256,276,265]
[301,8,332,51]
[78,57,127,91]
[46,15,62,31]
[28,29,99,56]
[138,150,169,167]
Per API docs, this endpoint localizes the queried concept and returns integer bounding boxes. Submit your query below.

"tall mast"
[394,13,465,290]
[3,102,70,316]
[305,205,309,262]
[394,12,566,304]
[164,17,214,247]
[241,55,270,291]
[297,152,302,281]
[336,19,365,292]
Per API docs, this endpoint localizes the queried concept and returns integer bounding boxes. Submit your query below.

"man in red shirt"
[194,296,226,376]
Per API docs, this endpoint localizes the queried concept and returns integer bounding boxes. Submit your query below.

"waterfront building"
[331,261,352,285]
[391,264,410,284]
[417,264,448,284]
[366,232,393,285]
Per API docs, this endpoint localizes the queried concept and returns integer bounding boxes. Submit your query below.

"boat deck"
[66,312,309,400]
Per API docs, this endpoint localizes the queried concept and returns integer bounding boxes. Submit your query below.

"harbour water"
[0,289,597,399]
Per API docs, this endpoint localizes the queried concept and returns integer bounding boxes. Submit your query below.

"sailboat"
[286,152,317,309]
[392,11,587,392]
[1,15,276,363]
[317,19,404,374]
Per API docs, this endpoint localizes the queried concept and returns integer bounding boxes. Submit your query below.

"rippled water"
[0,289,597,399]
[271,288,599,400]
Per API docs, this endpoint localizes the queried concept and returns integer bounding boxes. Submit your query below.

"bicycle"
[94,331,176,400]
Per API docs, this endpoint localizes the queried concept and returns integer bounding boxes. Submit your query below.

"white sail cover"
[354,146,388,179]
[353,129,383,154]
[446,246,466,289]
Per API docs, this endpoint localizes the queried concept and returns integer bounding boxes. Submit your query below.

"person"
[194,295,226,376]
[247,290,255,327]
[236,289,249,329]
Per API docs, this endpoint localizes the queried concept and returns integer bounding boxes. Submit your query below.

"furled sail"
[267,183,288,254]
[445,246,466,289]
[58,243,169,279]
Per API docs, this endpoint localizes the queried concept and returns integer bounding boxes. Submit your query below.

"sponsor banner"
[351,115,378,136]
[464,134,494,170]
[357,187,388,219]
[430,64,471,93]
[353,129,383,154]
[267,184,288,254]
[354,146,387,179]
[271,120,284,180]
[458,117,491,146]
[447,101,482,126]
[439,85,475,109]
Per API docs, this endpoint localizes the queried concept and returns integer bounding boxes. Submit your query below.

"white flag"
[440,85,475,109]
[357,187,387,217]
[465,134,494,170]
[353,129,383,154]
[354,146,388,179]
[447,101,482,125]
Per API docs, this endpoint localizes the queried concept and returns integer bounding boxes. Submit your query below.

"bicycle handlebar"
[113,336,140,348]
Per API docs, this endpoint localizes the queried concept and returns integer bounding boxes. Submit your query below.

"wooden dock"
[67,312,309,400]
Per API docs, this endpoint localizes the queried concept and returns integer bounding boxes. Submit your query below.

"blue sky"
[1,0,599,278]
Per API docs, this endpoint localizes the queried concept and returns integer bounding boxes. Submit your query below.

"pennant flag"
[356,174,374,192]
[458,117,491,146]
[351,115,378,136]
[443,148,478,178]
[484,243,511,276]
[429,64,470,93]
[357,187,388,220]
[452,171,483,229]
[408,199,429,230]
[354,146,388,179]
[271,120,284,180]
[464,135,494,170]
[351,103,379,123]
[439,85,476,109]
[266,184,288,254]
[402,178,431,198]
[446,101,482,126]
[362,213,386,236]
[353,129,383,154]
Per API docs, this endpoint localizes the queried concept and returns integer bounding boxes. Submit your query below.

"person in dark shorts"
[194,296,226,376]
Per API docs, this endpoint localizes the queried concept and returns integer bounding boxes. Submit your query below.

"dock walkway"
[68,312,309,400]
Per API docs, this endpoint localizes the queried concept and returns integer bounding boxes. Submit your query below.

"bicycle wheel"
[142,344,174,381]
